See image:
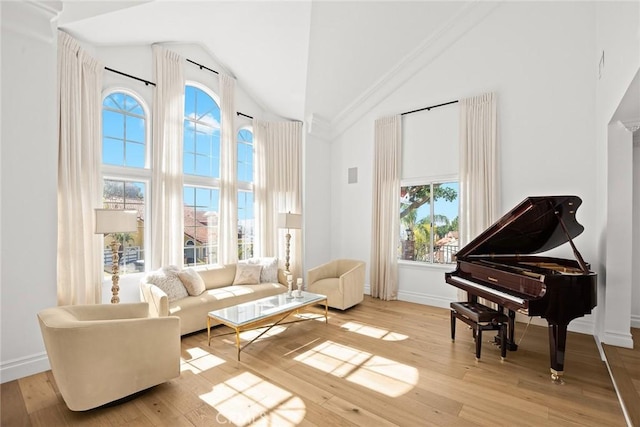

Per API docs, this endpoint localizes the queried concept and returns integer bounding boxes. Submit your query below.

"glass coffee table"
[207,291,328,360]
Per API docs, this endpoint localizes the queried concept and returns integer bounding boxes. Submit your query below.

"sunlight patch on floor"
[200,371,306,426]
[341,321,408,341]
[294,340,418,397]
[183,352,226,372]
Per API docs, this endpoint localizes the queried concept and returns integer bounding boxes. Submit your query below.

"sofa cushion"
[178,267,206,296]
[245,257,279,283]
[197,264,237,290]
[232,263,262,285]
[145,266,188,302]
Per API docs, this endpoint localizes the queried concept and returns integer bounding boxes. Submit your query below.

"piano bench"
[450,301,508,360]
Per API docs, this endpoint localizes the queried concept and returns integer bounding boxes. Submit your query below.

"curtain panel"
[253,120,303,278]
[370,115,402,301]
[150,45,185,269]
[458,92,499,302]
[218,74,238,264]
[57,31,104,305]
[459,92,499,247]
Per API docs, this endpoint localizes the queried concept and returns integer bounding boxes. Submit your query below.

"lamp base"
[109,240,121,304]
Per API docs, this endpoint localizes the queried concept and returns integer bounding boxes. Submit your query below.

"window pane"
[103,110,123,138]
[237,129,253,183]
[183,85,220,178]
[103,138,124,166]
[433,182,459,264]
[399,182,459,264]
[126,115,145,143]
[102,92,146,169]
[101,180,145,276]
[238,191,254,260]
[400,185,432,262]
[126,142,145,168]
[183,186,219,266]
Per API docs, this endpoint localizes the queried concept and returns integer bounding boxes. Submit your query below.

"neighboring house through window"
[101,90,148,275]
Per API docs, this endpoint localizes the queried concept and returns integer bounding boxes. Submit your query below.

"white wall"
[330,2,600,333]
[595,1,640,346]
[1,1,61,382]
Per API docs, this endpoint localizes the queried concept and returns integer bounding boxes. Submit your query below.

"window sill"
[397,259,456,271]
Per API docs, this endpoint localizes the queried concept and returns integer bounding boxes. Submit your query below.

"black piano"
[445,195,597,382]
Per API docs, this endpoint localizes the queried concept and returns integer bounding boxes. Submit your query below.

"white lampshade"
[95,209,138,234]
[278,212,302,229]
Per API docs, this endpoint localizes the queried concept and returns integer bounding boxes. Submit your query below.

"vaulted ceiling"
[59,1,474,134]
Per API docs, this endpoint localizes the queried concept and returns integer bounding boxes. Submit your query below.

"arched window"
[237,127,254,260]
[101,90,149,275]
[102,92,146,168]
[183,83,220,266]
[183,84,221,178]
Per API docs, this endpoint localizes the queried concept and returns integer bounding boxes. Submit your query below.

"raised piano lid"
[456,195,585,259]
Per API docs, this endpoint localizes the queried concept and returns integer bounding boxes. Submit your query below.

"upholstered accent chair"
[37,302,180,411]
[307,259,365,310]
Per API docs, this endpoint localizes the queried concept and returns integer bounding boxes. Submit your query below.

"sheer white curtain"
[218,74,238,264]
[57,31,104,305]
[253,120,303,278]
[151,45,185,269]
[459,92,499,301]
[370,115,401,301]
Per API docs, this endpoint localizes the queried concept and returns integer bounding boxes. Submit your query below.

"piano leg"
[505,309,518,351]
[548,323,567,383]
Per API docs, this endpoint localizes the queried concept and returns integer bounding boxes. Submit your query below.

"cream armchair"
[37,303,180,411]
[307,259,365,310]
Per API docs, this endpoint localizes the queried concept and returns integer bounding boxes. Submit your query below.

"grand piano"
[445,195,597,382]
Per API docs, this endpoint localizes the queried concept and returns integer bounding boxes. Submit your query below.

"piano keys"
[445,195,597,382]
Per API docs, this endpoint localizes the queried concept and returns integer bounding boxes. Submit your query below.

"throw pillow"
[178,267,206,296]
[145,266,188,302]
[232,263,262,285]
[247,257,279,283]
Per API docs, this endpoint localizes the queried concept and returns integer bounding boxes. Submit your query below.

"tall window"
[399,181,459,264]
[237,128,254,260]
[183,84,221,266]
[101,91,148,275]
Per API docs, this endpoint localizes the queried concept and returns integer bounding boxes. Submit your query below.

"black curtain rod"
[187,59,256,119]
[186,58,219,75]
[106,61,256,119]
[105,66,156,86]
[401,100,458,116]
[237,112,254,120]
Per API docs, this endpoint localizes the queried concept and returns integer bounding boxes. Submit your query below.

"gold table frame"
[207,291,328,361]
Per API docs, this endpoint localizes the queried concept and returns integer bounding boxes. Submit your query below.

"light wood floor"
[603,328,640,427]
[1,297,632,426]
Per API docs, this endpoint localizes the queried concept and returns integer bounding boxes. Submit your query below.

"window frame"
[100,87,151,274]
[236,125,255,261]
[399,174,459,267]
[183,82,222,266]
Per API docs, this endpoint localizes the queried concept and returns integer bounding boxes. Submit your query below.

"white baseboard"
[631,314,640,329]
[0,351,50,384]
[602,330,635,349]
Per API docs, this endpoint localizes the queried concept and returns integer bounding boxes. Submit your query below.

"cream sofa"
[140,262,287,335]
[307,259,365,310]
[37,303,180,411]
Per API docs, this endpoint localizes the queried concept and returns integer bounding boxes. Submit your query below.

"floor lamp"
[278,212,302,273]
[95,209,138,303]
